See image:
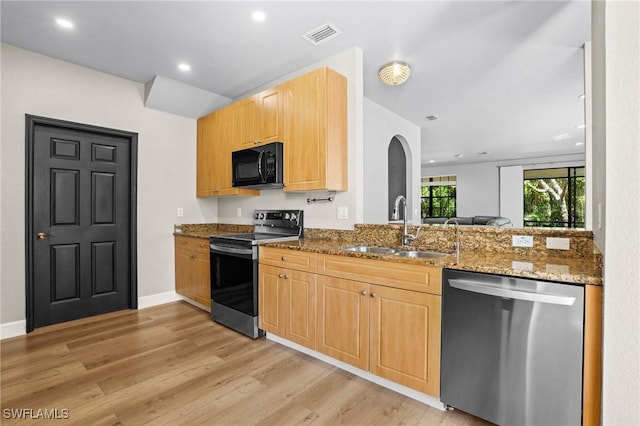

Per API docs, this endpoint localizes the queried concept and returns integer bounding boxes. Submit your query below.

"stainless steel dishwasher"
[441,269,584,426]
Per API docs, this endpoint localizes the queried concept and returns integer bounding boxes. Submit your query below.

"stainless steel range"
[209,210,303,338]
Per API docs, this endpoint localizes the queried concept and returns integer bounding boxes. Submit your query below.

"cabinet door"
[257,87,282,145]
[369,285,441,397]
[283,69,325,191]
[258,264,286,335]
[316,276,369,370]
[192,251,211,308]
[283,68,347,192]
[196,114,216,197]
[212,106,234,191]
[286,270,316,349]
[175,246,193,300]
[235,97,260,149]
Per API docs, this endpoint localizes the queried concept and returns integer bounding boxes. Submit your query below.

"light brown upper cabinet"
[235,86,283,150]
[196,66,347,196]
[196,105,258,197]
[283,67,347,192]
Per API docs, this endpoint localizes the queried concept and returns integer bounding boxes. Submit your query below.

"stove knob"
[259,213,265,220]
[290,213,297,221]
[284,213,290,220]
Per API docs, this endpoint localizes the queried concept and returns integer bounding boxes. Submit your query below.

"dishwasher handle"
[448,278,576,306]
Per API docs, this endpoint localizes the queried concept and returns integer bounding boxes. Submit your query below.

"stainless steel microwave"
[231,142,284,189]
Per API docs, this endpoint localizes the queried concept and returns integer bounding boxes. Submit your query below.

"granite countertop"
[260,238,603,286]
[173,223,254,239]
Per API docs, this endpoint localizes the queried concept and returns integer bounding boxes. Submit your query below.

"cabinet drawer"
[175,235,210,253]
[259,247,317,273]
[318,254,442,295]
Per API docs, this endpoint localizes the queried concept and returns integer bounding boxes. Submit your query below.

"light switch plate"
[512,235,533,247]
[177,208,184,217]
[337,206,349,220]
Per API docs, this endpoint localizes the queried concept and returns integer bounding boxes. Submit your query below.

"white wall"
[216,48,364,230]
[499,165,523,227]
[421,162,500,218]
[0,44,217,326]
[601,1,640,424]
[363,98,421,224]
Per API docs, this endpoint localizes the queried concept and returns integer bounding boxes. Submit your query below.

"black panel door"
[29,117,136,329]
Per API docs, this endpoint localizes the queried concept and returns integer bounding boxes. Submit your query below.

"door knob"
[36,232,48,240]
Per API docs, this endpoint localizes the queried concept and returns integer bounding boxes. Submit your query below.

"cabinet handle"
[278,274,289,280]
[281,256,286,261]
[370,292,377,298]
[190,254,196,259]
[360,290,367,296]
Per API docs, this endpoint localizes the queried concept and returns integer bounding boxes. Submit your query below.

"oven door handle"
[210,244,254,257]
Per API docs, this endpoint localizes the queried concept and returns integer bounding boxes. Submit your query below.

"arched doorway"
[388,136,407,220]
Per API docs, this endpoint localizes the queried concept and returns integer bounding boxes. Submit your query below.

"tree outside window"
[523,167,585,228]
[421,175,456,218]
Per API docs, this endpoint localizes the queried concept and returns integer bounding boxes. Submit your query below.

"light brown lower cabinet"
[316,275,441,396]
[174,236,211,308]
[258,248,442,397]
[258,264,316,349]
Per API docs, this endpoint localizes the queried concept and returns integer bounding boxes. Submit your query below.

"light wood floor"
[1,301,492,425]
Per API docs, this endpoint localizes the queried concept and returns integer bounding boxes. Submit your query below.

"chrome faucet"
[444,218,460,259]
[392,195,422,245]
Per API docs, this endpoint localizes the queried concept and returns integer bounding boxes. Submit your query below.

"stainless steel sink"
[393,250,448,258]
[340,245,397,254]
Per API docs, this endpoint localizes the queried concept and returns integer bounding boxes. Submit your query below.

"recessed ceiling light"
[575,124,586,129]
[553,133,571,141]
[55,18,74,29]
[477,151,489,156]
[576,142,585,146]
[454,154,463,158]
[424,115,439,121]
[178,63,191,72]
[252,11,267,22]
[578,94,586,99]
[428,160,436,163]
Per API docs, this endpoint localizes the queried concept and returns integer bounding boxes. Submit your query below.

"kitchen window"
[421,175,456,218]
[523,167,585,228]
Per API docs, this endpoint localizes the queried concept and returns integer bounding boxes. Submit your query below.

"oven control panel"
[253,210,303,232]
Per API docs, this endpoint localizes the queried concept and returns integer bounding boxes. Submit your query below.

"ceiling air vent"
[303,23,342,45]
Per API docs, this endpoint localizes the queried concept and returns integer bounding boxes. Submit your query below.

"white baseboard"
[1,291,184,340]
[0,320,27,339]
[266,333,446,411]
[137,291,183,309]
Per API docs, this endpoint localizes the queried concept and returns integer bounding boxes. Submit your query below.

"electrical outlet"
[546,237,570,250]
[512,235,533,248]
[237,208,242,218]
[177,208,184,217]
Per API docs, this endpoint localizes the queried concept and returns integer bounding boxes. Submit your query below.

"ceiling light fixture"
[575,124,586,129]
[378,61,411,86]
[252,11,267,22]
[454,154,463,158]
[424,115,439,121]
[178,63,191,72]
[428,160,436,163]
[576,142,585,146]
[55,18,74,29]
